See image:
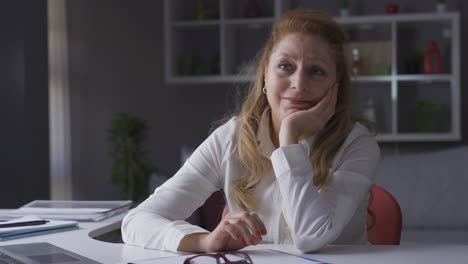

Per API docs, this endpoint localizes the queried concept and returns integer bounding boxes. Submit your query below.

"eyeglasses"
[184,251,253,264]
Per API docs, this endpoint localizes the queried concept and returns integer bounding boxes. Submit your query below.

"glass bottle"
[351,48,365,76]
[362,97,376,122]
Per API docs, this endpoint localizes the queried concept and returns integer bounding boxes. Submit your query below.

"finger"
[323,83,338,109]
[228,212,267,236]
[230,218,258,245]
[322,83,338,118]
[311,85,334,114]
[308,84,337,128]
[235,219,258,244]
[248,235,262,246]
[238,212,264,237]
[222,221,245,242]
[252,213,268,235]
[222,223,250,249]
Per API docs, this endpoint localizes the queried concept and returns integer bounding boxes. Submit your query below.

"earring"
[262,87,267,94]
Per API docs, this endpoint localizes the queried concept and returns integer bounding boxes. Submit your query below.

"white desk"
[1,213,467,264]
[0,214,176,263]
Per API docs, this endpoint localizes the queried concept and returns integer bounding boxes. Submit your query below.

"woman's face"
[264,32,337,129]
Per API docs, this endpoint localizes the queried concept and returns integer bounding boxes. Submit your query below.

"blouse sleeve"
[121,119,236,252]
[270,126,380,253]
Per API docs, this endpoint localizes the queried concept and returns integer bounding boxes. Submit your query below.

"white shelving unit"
[164,0,460,142]
[337,12,460,141]
[164,0,278,84]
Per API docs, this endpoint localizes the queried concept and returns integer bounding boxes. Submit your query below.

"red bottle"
[424,40,442,74]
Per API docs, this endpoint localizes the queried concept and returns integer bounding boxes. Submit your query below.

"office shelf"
[164,0,460,142]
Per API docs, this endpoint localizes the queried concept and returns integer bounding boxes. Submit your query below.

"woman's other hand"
[203,211,267,252]
[279,83,338,146]
[178,211,267,253]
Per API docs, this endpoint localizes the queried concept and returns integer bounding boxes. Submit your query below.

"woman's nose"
[291,71,307,92]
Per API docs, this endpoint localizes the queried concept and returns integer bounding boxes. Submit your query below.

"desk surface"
[0,213,467,264]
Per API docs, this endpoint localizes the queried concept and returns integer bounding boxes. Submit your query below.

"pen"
[0,220,49,228]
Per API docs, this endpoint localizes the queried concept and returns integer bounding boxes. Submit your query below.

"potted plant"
[340,0,350,16]
[414,100,442,132]
[108,113,157,203]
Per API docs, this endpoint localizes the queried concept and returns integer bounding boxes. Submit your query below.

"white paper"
[0,216,77,238]
[0,200,132,221]
[128,249,327,264]
[17,208,109,214]
[22,200,131,208]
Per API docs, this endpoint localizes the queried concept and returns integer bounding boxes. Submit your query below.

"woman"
[122,9,380,253]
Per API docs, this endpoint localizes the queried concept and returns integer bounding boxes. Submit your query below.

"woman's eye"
[309,67,326,76]
[278,63,293,72]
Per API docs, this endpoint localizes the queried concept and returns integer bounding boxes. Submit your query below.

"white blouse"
[121,111,380,253]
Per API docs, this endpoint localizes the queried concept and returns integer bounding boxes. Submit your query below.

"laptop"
[0,242,100,264]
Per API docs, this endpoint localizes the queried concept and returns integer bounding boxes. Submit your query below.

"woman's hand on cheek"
[200,211,267,252]
[279,83,338,146]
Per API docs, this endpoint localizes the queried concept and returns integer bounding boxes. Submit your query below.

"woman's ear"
[261,74,267,92]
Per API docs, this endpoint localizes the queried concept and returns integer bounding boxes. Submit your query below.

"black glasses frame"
[183,251,253,264]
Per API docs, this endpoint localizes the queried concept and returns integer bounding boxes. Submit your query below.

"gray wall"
[0,0,49,208]
[66,0,237,199]
[65,0,467,200]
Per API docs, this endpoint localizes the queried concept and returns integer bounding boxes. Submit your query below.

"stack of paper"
[0,216,78,241]
[0,200,132,222]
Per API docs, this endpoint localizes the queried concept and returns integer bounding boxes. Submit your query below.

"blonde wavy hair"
[233,9,354,212]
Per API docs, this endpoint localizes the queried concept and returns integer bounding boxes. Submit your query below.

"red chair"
[216,184,402,245]
[200,190,226,231]
[367,184,402,245]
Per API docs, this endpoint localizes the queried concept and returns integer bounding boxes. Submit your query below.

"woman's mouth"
[282,97,313,107]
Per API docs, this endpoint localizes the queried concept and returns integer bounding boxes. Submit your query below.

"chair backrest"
[220,184,402,245]
[367,184,402,245]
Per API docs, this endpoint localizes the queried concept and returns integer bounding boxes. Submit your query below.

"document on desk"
[0,215,78,241]
[0,200,132,222]
[128,249,329,264]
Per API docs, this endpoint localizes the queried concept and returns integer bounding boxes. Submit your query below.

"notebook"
[0,200,132,222]
[0,216,78,241]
